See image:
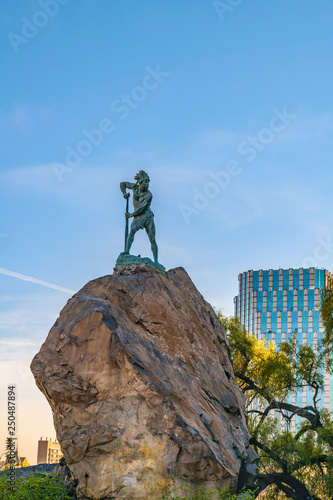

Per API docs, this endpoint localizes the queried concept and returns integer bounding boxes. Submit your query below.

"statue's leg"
[125,220,139,253]
[145,220,158,263]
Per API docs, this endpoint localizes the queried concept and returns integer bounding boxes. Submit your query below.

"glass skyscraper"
[234,267,333,427]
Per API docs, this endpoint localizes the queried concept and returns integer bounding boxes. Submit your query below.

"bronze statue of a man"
[120,171,159,264]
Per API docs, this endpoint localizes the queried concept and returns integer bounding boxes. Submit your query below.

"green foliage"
[321,277,333,371]
[217,314,324,408]
[0,472,75,500]
[250,410,333,499]
[160,484,254,500]
[216,310,333,500]
[217,314,294,403]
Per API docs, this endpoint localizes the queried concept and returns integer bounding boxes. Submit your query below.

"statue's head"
[135,170,150,191]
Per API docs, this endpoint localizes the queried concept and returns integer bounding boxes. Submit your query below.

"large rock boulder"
[31,265,256,499]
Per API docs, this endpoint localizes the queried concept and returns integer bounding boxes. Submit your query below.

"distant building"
[0,448,30,469]
[37,438,63,464]
[234,267,333,429]
[14,450,30,468]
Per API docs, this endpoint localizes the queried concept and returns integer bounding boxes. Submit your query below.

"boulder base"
[31,266,256,499]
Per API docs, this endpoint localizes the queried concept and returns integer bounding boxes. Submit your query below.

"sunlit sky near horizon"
[1,0,333,464]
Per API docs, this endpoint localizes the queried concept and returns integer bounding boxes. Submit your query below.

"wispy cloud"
[0,338,39,363]
[0,305,56,338]
[1,109,332,217]
[0,267,75,294]
[0,338,38,348]
[0,102,53,133]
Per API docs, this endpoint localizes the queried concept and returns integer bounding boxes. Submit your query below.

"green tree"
[160,484,255,500]
[217,313,333,500]
[0,472,75,500]
[321,276,333,372]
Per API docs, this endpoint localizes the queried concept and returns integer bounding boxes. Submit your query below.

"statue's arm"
[128,192,152,218]
[130,203,148,218]
[120,182,135,199]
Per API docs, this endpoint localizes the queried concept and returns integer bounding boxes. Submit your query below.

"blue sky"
[1,0,333,464]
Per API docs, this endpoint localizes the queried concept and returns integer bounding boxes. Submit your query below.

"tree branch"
[249,436,288,473]
[234,372,274,402]
[253,400,321,430]
[253,472,322,500]
[290,454,329,473]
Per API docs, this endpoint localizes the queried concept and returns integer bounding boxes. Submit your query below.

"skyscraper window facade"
[234,267,333,428]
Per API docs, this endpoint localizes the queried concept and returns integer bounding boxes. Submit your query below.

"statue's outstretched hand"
[125,212,131,219]
[124,193,130,199]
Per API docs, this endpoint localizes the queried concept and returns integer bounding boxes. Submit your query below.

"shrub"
[160,485,255,500]
[0,471,75,500]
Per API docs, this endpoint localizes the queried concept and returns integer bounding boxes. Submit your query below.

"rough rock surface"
[31,265,256,499]
[0,464,55,478]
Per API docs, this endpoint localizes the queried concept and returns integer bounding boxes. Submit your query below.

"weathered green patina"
[116,171,165,272]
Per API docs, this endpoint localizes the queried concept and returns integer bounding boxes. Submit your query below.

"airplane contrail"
[0,267,75,295]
